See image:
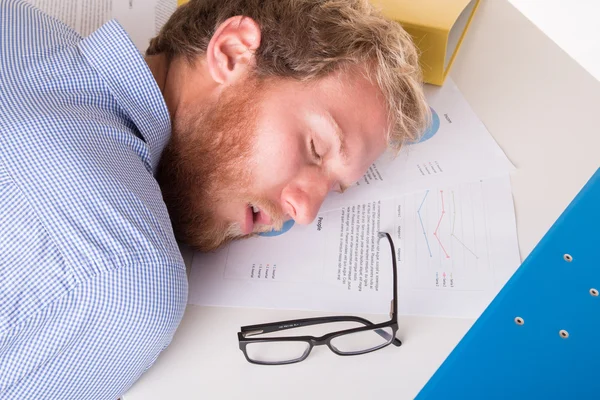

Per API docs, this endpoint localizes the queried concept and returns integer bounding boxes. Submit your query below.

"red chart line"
[433,190,450,258]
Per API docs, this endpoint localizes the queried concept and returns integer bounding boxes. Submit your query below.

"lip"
[255,208,273,226]
[242,205,273,235]
[243,206,254,235]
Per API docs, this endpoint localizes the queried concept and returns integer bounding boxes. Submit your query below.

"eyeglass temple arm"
[379,232,398,320]
[240,315,401,346]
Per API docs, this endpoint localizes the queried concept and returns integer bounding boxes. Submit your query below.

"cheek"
[250,127,304,191]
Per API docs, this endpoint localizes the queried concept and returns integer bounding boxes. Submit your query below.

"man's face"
[157,68,389,252]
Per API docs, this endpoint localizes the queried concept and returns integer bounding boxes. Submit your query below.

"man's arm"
[0,261,187,399]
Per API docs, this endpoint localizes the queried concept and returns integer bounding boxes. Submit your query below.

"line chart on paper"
[396,180,492,291]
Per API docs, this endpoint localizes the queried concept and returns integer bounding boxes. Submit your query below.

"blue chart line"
[417,190,432,257]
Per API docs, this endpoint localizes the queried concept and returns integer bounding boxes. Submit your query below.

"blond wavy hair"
[147,0,430,149]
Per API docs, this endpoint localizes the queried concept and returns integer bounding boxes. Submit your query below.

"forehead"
[260,66,388,114]
[310,69,390,180]
[303,67,388,121]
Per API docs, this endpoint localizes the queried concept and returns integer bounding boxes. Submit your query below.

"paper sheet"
[321,78,515,211]
[25,0,112,37]
[112,0,176,51]
[188,175,521,318]
[24,0,177,52]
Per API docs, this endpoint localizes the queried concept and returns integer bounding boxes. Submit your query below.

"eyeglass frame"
[237,231,400,365]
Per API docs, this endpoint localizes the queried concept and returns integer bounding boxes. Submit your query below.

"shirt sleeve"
[0,260,188,399]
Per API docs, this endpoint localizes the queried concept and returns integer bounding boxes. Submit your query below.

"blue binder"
[417,168,600,399]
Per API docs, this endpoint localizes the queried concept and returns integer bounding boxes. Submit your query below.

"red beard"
[156,76,285,252]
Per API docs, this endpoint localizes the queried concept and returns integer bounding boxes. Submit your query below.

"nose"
[281,173,330,225]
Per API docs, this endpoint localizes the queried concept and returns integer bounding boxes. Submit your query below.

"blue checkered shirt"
[0,1,188,398]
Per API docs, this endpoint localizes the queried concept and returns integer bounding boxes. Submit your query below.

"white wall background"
[507,0,600,82]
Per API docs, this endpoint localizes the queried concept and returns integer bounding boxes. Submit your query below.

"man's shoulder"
[2,119,182,272]
[0,0,181,274]
[0,59,180,277]
[0,155,184,340]
[1,128,182,273]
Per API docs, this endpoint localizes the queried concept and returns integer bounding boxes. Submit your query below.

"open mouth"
[251,205,261,228]
[243,204,273,235]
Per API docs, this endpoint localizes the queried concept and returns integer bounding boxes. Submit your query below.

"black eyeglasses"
[237,232,400,365]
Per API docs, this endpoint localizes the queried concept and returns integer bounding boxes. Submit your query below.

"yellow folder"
[370,0,480,85]
[176,0,479,86]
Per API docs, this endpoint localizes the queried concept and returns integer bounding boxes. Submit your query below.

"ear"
[206,16,261,85]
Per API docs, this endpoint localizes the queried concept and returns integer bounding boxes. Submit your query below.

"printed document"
[24,0,177,51]
[188,175,521,318]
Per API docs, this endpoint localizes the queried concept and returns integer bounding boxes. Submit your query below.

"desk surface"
[125,1,600,398]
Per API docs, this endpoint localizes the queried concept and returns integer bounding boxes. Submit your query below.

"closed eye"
[310,139,321,162]
[332,182,349,193]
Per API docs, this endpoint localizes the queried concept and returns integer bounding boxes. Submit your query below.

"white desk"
[124,1,600,398]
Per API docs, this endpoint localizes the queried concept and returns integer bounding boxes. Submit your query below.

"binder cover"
[417,168,600,399]
[371,0,480,85]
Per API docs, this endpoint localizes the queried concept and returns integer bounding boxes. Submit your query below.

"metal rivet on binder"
[514,317,524,325]
[591,288,599,297]
[559,330,569,338]
[563,254,573,262]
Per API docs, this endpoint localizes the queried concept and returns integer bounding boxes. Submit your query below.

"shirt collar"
[77,19,171,172]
